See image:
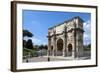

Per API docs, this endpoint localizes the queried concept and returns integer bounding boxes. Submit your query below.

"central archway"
[68,44,73,56]
[57,39,63,56]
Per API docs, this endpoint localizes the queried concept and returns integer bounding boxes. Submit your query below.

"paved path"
[23,56,90,63]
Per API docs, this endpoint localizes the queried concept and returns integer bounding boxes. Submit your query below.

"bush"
[23,48,39,59]
[31,51,38,57]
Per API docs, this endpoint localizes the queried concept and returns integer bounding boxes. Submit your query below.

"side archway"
[57,38,63,56]
[68,44,73,56]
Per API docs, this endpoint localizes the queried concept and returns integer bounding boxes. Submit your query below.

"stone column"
[63,26,67,57]
[53,40,56,56]
[72,43,75,58]
[52,29,57,56]
[73,23,76,58]
[63,41,66,57]
[47,31,51,56]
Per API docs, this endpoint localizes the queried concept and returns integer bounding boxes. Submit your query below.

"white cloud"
[31,37,47,45]
[84,20,91,32]
[84,20,91,28]
[23,36,47,45]
[83,20,91,45]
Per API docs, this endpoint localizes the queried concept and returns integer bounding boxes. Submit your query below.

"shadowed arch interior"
[68,43,73,56]
[68,44,72,52]
[57,39,63,51]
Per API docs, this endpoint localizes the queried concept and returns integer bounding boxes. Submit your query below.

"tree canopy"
[25,39,33,49]
[23,29,33,37]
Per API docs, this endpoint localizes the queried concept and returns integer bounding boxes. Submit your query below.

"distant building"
[47,16,84,58]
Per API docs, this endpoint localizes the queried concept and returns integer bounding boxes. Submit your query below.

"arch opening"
[57,39,63,56]
[68,44,73,56]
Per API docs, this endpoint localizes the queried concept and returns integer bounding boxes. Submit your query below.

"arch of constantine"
[47,16,84,58]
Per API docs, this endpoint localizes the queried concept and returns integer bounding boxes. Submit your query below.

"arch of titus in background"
[47,16,84,58]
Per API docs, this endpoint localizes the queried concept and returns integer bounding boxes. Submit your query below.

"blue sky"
[23,10,91,45]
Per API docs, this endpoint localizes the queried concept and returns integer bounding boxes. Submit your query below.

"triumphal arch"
[47,16,84,58]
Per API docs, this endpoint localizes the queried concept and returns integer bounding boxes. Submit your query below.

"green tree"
[25,39,33,49]
[39,45,44,50]
[23,40,27,48]
[23,29,34,48]
[87,44,91,48]
[23,29,33,37]
[44,45,48,50]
